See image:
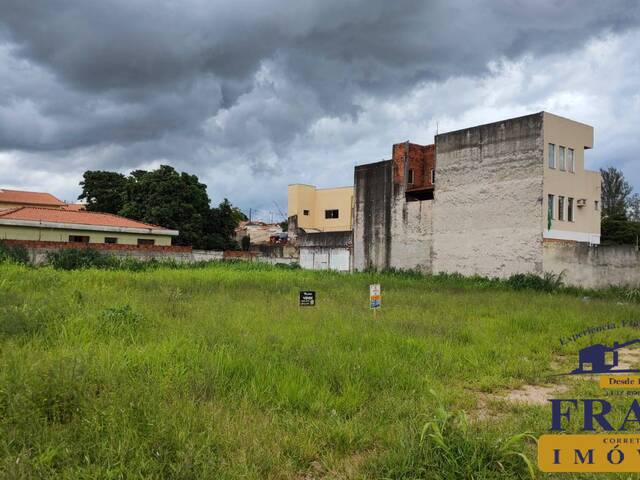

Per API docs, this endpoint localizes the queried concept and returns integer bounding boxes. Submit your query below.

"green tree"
[119,165,211,247]
[601,167,632,219]
[78,171,127,214]
[204,199,241,250]
[78,165,243,249]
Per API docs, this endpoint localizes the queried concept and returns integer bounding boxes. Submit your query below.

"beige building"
[543,112,601,244]
[288,184,353,232]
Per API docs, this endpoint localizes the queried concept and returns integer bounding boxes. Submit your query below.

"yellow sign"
[539,434,640,472]
[599,375,640,389]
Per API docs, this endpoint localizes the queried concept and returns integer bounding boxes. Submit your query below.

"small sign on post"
[369,284,381,311]
[299,291,316,307]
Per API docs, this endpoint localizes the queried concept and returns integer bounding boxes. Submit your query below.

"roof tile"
[0,207,169,231]
[0,189,65,206]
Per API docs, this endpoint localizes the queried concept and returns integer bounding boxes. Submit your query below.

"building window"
[548,194,555,220]
[430,169,435,184]
[104,237,118,244]
[137,239,155,246]
[325,209,339,219]
[559,146,566,171]
[407,169,414,184]
[568,148,575,172]
[303,209,310,216]
[548,144,556,168]
[595,200,599,211]
[568,197,574,222]
[69,235,89,243]
[558,196,565,221]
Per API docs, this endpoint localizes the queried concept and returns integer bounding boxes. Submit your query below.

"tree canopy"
[79,165,241,249]
[600,167,640,245]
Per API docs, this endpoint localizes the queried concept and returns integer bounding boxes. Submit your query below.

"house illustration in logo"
[570,339,640,374]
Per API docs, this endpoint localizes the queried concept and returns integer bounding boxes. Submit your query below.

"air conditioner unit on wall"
[577,199,587,207]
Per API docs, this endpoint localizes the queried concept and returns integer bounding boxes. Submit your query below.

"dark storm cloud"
[0,0,639,210]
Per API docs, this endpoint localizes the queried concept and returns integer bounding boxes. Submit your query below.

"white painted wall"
[300,247,350,271]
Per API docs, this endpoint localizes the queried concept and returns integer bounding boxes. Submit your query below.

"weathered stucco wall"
[353,160,393,270]
[544,242,640,288]
[388,187,432,272]
[432,113,545,277]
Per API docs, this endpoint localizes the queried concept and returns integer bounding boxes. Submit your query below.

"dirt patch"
[470,383,569,421]
[614,347,640,370]
[505,384,568,406]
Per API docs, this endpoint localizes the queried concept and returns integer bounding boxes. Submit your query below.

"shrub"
[241,235,251,251]
[46,248,117,270]
[505,272,563,293]
[0,241,30,264]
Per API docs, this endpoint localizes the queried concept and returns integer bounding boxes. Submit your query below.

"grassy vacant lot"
[1,262,640,479]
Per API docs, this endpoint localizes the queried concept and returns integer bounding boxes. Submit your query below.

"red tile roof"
[0,206,171,231]
[61,203,86,211]
[0,189,65,206]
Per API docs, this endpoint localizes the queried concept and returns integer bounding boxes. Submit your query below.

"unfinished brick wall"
[392,142,435,190]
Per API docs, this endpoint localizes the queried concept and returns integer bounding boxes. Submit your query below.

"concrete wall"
[0,224,172,245]
[353,160,393,270]
[389,186,432,272]
[544,242,640,288]
[432,112,545,277]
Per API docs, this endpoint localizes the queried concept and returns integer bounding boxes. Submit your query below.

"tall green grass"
[1,262,639,478]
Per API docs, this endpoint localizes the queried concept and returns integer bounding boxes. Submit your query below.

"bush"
[241,235,250,251]
[505,272,563,293]
[0,241,30,264]
[46,248,117,270]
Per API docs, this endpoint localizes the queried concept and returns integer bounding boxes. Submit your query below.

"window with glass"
[407,169,414,184]
[568,148,575,172]
[69,235,90,243]
[558,196,565,221]
[548,194,555,220]
[548,144,556,168]
[559,146,566,171]
[568,198,574,222]
[325,209,339,219]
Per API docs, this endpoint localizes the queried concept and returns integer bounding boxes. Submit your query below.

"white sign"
[369,284,381,309]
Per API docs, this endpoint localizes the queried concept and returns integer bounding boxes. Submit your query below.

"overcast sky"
[1,1,639,221]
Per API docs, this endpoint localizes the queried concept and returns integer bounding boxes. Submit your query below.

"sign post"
[369,284,381,315]
[299,291,316,307]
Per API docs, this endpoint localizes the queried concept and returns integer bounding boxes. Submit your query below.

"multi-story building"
[353,112,602,278]
[287,184,354,271]
[287,184,353,232]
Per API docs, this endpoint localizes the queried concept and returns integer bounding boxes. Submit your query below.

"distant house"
[0,206,178,246]
[234,221,283,245]
[0,189,66,209]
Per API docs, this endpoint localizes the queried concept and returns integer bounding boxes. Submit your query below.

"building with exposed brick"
[353,112,602,279]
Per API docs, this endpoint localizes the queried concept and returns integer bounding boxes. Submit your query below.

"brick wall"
[1,239,191,252]
[392,142,435,190]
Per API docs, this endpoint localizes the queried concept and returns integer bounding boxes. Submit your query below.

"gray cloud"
[0,0,639,215]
